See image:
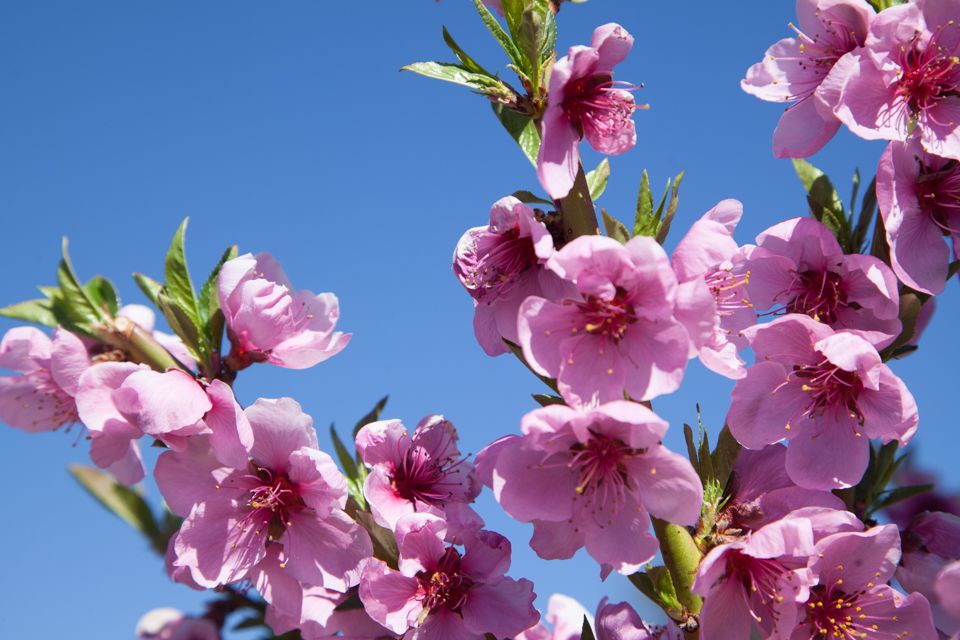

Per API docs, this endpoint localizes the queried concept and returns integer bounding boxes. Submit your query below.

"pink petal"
[246,398,318,472]
[280,509,372,592]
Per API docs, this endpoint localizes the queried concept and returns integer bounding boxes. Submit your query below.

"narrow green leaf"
[510,190,553,206]
[698,428,715,485]
[655,170,684,245]
[232,616,266,631]
[601,208,630,244]
[632,170,654,237]
[164,218,200,330]
[870,205,892,266]
[585,158,611,201]
[353,396,390,439]
[948,259,960,282]
[84,275,120,317]
[683,424,700,477]
[514,3,544,84]
[491,103,540,167]
[711,425,742,490]
[330,424,359,480]
[157,292,203,362]
[879,293,921,360]
[580,616,597,640]
[471,0,525,71]
[532,393,565,407]
[873,440,901,496]
[56,238,104,326]
[401,61,507,93]
[0,298,57,326]
[540,6,556,63]
[872,484,934,514]
[353,509,400,569]
[69,464,163,551]
[442,26,495,77]
[852,176,877,254]
[198,244,238,359]
[793,159,848,245]
[133,273,164,308]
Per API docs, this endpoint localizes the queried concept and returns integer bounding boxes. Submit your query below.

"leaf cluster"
[850,440,932,520]
[600,169,684,246]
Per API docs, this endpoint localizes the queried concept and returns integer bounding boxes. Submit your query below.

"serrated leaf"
[511,190,553,206]
[655,170,684,245]
[540,7,556,63]
[532,393,565,407]
[133,273,164,308]
[872,483,934,514]
[442,26,494,77]
[633,170,654,237]
[491,103,540,167]
[353,396,389,439]
[401,61,507,93]
[84,275,120,317]
[586,158,610,201]
[157,292,203,361]
[56,238,104,327]
[164,218,200,330]
[514,2,545,85]
[602,208,630,244]
[69,464,163,552]
[711,425,742,490]
[471,0,525,72]
[199,244,238,359]
[0,298,57,326]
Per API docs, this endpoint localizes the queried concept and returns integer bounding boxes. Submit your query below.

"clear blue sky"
[1,1,957,638]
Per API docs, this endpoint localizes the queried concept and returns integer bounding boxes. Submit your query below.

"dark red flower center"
[916,157,960,235]
[775,269,849,326]
[576,287,637,343]
[895,26,960,122]
[562,74,637,138]
[416,547,474,613]
[464,226,538,304]
[239,466,305,540]
[774,355,866,436]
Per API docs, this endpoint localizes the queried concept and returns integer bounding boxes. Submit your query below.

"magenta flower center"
[464,226,538,303]
[803,583,904,640]
[775,356,865,434]
[235,466,305,540]
[567,431,639,511]
[576,288,637,342]
[727,551,788,612]
[780,15,861,102]
[14,368,78,430]
[775,269,847,325]
[391,441,463,506]
[917,158,960,235]
[894,26,960,122]
[416,547,474,613]
[562,74,636,138]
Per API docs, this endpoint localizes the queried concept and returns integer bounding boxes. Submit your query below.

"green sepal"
[133,273,164,308]
[492,103,540,167]
[0,298,57,327]
[586,158,610,201]
[164,218,201,330]
[84,275,121,317]
[511,190,553,206]
[69,463,165,554]
[601,208,630,244]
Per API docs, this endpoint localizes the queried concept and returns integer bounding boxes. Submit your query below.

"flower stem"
[557,161,599,241]
[651,516,703,639]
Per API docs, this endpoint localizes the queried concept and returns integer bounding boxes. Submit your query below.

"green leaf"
[471,0,525,72]
[514,2,546,86]
[401,61,508,94]
[948,259,960,282]
[532,393,565,407]
[442,26,495,77]
[683,424,700,476]
[585,158,611,201]
[491,103,541,167]
[655,170,684,245]
[133,273,164,308]
[198,244,238,358]
[55,238,105,328]
[793,159,848,244]
[354,509,400,569]
[698,427,714,485]
[84,275,120,317]
[510,190,553,206]
[330,424,359,480]
[627,568,682,612]
[852,176,877,254]
[878,293,922,361]
[540,6,556,63]
[580,615,597,640]
[633,170,654,237]
[164,218,200,329]
[870,204,892,266]
[711,425,742,490]
[353,396,390,439]
[69,464,163,552]
[232,615,266,631]
[601,208,630,244]
[0,298,57,326]
[866,0,906,11]
[872,484,934,514]
[333,589,365,612]
[157,292,203,362]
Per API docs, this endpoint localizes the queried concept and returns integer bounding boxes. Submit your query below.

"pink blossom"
[475,401,702,578]
[537,24,639,200]
[819,0,960,159]
[516,593,593,640]
[264,583,396,640]
[936,561,960,620]
[671,199,755,379]
[518,235,691,408]
[783,525,938,640]
[742,0,875,158]
[596,601,656,640]
[726,315,918,491]
[743,217,901,347]
[355,414,482,533]
[0,326,88,433]
[453,196,574,356]
[358,513,539,640]
[877,139,960,295]
[218,252,350,370]
[155,398,372,591]
[898,511,960,635]
[136,608,220,640]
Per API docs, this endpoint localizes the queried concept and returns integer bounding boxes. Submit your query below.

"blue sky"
[1,1,958,638]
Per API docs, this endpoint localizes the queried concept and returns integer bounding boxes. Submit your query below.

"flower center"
[576,288,637,342]
[775,269,848,325]
[774,15,862,103]
[568,432,638,509]
[242,467,304,540]
[463,226,538,303]
[774,355,865,435]
[895,27,960,122]
[917,157,960,235]
[416,547,474,613]
[727,551,788,612]
[16,368,79,430]
[391,445,460,505]
[562,74,637,137]
[705,266,753,320]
